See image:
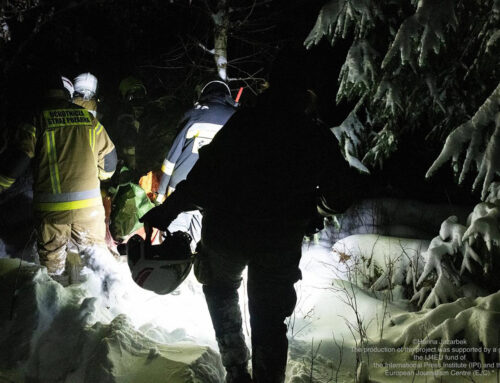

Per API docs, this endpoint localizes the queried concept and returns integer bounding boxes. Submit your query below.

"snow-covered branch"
[304,0,379,49]
[332,108,371,173]
[382,0,457,68]
[426,82,500,199]
[337,40,379,102]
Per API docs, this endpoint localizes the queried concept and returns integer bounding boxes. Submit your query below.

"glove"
[139,203,178,231]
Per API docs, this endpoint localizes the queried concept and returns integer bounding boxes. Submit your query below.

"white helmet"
[200,80,231,97]
[73,72,98,100]
[127,231,193,295]
[61,76,74,98]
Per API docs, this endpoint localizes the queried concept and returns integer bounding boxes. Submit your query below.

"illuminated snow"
[0,247,227,382]
[3,199,500,382]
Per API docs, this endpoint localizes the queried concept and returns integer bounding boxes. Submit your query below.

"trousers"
[195,239,302,383]
[35,205,106,275]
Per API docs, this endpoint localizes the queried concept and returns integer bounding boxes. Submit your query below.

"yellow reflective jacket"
[12,90,116,211]
[72,96,97,117]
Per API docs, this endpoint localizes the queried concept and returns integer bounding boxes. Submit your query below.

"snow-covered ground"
[0,238,406,383]
[4,195,500,382]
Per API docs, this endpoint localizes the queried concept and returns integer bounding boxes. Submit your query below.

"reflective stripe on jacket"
[158,96,235,195]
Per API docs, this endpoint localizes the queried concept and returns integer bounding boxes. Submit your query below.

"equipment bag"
[110,182,154,240]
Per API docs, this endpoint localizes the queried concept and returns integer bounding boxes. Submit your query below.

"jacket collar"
[45,89,68,99]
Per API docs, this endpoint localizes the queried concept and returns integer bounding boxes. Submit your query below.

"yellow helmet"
[119,76,147,100]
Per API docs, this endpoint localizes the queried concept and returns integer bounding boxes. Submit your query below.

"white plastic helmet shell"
[74,72,98,100]
[61,76,74,98]
[126,233,193,295]
[130,256,187,295]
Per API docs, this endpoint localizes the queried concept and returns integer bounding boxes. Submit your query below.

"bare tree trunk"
[211,0,229,81]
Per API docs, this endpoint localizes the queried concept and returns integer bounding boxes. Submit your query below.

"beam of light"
[75,245,251,349]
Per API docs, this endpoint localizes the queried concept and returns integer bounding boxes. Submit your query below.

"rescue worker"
[113,76,175,180]
[72,72,99,117]
[71,72,118,257]
[156,80,236,250]
[0,70,117,284]
[140,46,364,383]
[114,76,148,174]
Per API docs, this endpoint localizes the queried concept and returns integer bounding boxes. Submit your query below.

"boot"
[50,272,70,287]
[226,363,253,383]
[66,250,85,285]
[251,344,286,383]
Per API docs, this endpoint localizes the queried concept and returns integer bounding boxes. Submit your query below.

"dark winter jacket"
[157,94,236,196]
[157,89,363,254]
[112,101,175,177]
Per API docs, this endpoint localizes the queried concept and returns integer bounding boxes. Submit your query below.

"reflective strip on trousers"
[46,130,62,194]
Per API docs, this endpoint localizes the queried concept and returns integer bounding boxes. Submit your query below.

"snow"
[3,195,500,382]
[306,0,499,187]
[0,250,225,383]
[337,40,378,102]
[332,111,371,173]
[304,0,378,48]
[1,235,416,383]
[382,0,457,68]
[427,82,500,200]
[216,55,227,82]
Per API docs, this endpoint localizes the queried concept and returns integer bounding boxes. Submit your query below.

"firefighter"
[0,71,117,285]
[156,80,236,250]
[71,72,118,257]
[140,47,365,383]
[114,76,148,174]
[112,76,175,181]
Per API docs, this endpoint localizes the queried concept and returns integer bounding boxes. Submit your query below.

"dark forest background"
[0,0,482,208]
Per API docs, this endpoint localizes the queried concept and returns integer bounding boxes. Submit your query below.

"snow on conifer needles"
[306,0,500,178]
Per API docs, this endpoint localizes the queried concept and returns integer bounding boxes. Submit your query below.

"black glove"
[305,212,325,237]
[139,204,177,231]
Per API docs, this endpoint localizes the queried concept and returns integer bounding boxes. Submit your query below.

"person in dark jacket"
[113,77,177,180]
[140,48,364,383]
[156,80,236,250]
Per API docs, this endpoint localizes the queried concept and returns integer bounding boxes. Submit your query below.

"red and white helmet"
[61,76,74,98]
[127,231,193,295]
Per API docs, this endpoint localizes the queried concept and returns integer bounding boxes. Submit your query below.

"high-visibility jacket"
[72,96,97,117]
[0,90,117,211]
[158,94,235,196]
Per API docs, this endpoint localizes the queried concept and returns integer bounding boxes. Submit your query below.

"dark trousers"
[195,242,302,383]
